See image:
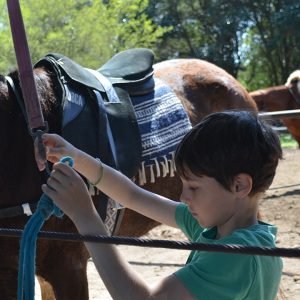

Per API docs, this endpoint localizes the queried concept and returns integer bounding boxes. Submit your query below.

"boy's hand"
[42,162,97,223]
[34,133,78,171]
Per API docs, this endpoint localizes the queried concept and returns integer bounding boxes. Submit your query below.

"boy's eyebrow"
[182,174,203,181]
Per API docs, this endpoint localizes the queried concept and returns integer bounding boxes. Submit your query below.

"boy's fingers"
[46,176,59,192]
[41,183,56,199]
[52,162,78,179]
[46,168,71,193]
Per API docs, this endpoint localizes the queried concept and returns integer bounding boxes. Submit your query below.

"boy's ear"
[233,174,252,197]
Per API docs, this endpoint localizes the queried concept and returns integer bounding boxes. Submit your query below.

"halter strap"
[5,76,28,124]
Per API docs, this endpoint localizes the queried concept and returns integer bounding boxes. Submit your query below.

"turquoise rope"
[17,156,74,300]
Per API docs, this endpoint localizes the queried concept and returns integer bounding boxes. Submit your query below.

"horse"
[250,70,300,147]
[0,50,257,299]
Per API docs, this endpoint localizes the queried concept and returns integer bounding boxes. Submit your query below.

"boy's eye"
[189,186,199,191]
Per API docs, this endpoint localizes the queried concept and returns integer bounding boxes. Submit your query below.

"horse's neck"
[251,85,290,111]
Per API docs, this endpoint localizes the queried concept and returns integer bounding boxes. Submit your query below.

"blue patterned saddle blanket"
[62,74,192,186]
[131,78,192,185]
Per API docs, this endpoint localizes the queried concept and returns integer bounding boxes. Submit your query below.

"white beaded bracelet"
[90,158,104,186]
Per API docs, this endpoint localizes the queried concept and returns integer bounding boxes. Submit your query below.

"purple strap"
[6,0,45,130]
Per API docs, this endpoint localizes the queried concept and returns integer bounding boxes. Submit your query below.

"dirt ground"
[36,149,300,299]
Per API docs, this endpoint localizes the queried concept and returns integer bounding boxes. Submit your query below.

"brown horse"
[250,70,300,147]
[0,55,257,299]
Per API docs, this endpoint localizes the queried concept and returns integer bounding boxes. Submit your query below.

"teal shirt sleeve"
[175,202,204,241]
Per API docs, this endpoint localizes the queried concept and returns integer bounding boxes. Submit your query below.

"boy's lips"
[188,208,197,217]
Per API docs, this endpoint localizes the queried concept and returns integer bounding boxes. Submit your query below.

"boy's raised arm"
[75,148,178,228]
[38,133,179,228]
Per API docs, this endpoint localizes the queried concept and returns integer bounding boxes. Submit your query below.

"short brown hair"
[175,110,282,195]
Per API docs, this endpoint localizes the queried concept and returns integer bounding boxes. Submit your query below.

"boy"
[37,110,283,299]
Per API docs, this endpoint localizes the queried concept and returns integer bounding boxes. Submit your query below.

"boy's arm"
[74,149,179,228]
[42,162,193,300]
[76,210,194,300]
[37,133,179,227]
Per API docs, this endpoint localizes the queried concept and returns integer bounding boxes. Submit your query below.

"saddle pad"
[131,78,192,185]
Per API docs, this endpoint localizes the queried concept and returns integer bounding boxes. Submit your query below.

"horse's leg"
[0,216,51,300]
[37,276,56,300]
[0,243,56,300]
[37,241,90,300]
[0,237,19,300]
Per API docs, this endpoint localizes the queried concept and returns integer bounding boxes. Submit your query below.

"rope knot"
[37,194,64,220]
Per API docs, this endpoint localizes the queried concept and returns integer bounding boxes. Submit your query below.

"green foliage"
[147,0,250,76]
[148,0,300,89]
[0,1,15,72]
[279,133,298,149]
[1,0,299,92]
[0,0,169,73]
[237,0,300,90]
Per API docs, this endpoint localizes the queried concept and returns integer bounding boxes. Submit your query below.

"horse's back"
[154,59,257,124]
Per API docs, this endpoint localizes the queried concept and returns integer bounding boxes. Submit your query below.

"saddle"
[99,47,155,96]
[34,48,155,233]
[35,48,156,174]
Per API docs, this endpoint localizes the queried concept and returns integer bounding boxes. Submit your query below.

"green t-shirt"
[174,203,282,300]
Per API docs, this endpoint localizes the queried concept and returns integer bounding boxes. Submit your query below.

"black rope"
[0,228,299,258]
[269,183,300,190]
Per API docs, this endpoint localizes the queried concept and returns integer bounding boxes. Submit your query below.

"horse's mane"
[0,75,9,103]
[0,68,59,115]
[32,67,59,114]
[285,70,300,86]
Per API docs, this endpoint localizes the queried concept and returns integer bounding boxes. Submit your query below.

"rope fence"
[0,228,299,258]
[258,109,300,119]
[269,183,300,190]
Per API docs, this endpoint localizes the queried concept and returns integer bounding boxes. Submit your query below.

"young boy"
[37,110,283,299]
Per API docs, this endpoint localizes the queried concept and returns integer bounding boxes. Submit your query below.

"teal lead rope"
[17,157,74,300]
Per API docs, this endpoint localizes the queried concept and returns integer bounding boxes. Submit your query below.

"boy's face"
[180,170,238,229]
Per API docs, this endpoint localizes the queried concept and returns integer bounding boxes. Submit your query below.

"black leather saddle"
[34,49,156,230]
[0,49,157,226]
[34,49,156,178]
[99,48,155,96]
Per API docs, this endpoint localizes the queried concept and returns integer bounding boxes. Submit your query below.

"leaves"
[0,0,168,72]
[0,0,299,90]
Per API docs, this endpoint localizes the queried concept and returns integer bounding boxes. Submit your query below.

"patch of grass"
[279,133,298,149]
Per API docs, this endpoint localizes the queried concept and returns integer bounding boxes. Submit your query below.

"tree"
[148,0,300,88]
[2,0,298,90]
[0,0,168,73]
[238,0,300,90]
[147,0,249,77]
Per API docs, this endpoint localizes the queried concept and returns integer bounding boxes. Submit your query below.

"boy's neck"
[216,197,259,239]
[216,216,258,239]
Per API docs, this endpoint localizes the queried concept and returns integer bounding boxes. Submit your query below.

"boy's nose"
[180,190,191,204]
